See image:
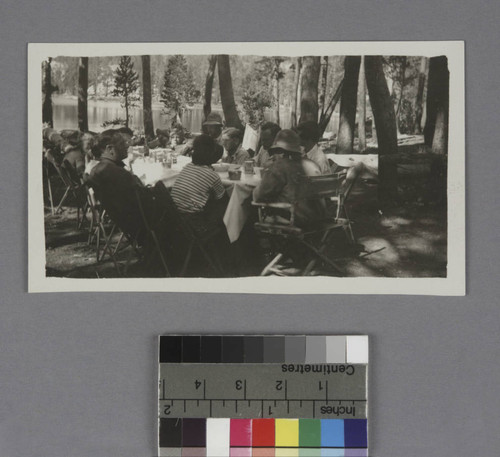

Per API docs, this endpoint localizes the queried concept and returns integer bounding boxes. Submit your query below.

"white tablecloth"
[131,155,190,187]
[222,174,260,243]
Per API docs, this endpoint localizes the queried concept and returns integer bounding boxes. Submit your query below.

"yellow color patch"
[275,419,299,447]
[276,449,299,457]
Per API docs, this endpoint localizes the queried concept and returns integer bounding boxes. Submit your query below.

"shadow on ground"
[44,174,447,279]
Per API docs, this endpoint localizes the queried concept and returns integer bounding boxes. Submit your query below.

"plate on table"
[213,163,230,173]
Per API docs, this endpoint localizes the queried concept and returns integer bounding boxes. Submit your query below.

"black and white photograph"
[28,42,464,293]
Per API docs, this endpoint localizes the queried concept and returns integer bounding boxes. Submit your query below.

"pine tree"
[113,56,139,128]
[160,55,198,126]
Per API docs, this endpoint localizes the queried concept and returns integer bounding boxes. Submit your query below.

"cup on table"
[244,160,255,175]
[228,169,242,181]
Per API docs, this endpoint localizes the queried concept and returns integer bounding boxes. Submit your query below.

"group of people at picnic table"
[43,112,353,274]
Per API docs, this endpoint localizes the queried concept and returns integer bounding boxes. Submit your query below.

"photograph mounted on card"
[28,42,465,294]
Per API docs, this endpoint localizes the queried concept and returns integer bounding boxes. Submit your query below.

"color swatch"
[159,336,368,457]
[160,418,367,456]
[159,335,368,364]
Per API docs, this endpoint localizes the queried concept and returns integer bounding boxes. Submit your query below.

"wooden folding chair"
[252,170,359,277]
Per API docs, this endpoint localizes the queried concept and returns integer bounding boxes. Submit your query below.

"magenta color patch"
[230,448,252,457]
[230,419,252,446]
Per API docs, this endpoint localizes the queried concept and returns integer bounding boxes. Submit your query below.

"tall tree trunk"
[394,57,407,134]
[358,56,367,152]
[141,55,154,139]
[365,56,398,155]
[424,56,449,149]
[42,58,53,127]
[125,88,129,128]
[272,59,280,124]
[414,57,427,134]
[290,57,302,128]
[217,55,243,130]
[365,56,398,201]
[93,57,99,96]
[319,56,329,116]
[336,56,361,154]
[78,57,89,132]
[432,107,448,155]
[299,56,320,124]
[203,55,217,121]
[318,79,343,136]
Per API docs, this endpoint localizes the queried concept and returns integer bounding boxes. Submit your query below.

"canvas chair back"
[296,174,344,202]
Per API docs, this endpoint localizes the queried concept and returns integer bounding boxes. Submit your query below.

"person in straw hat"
[253,129,325,227]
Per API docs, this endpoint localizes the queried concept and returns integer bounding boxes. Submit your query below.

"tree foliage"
[160,55,199,125]
[382,56,420,134]
[113,56,139,128]
[240,58,276,128]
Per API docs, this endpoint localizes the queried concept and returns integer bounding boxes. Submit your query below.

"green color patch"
[299,448,321,457]
[299,419,321,447]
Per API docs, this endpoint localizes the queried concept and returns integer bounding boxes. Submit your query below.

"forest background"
[44,54,430,143]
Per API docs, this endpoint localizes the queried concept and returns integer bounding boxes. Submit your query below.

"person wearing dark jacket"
[88,129,145,242]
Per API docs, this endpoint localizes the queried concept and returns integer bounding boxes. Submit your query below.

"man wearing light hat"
[253,129,324,226]
[221,127,249,166]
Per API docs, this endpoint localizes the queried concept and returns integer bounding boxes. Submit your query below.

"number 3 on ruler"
[235,380,243,390]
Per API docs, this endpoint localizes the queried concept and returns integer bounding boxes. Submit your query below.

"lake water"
[52,98,339,134]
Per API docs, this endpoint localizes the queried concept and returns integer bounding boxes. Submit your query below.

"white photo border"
[28,41,465,295]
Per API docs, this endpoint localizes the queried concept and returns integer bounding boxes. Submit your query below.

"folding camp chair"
[47,156,88,228]
[43,156,56,215]
[84,184,121,270]
[152,181,226,277]
[252,169,358,277]
[134,186,171,277]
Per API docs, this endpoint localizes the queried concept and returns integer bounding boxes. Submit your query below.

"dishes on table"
[228,169,242,181]
[213,163,230,173]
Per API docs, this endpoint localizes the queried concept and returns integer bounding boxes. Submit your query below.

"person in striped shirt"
[171,134,228,233]
[171,134,233,275]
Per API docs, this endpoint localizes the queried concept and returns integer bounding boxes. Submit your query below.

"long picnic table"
[131,155,260,243]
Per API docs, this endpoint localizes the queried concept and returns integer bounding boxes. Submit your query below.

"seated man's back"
[254,156,325,227]
[63,145,86,177]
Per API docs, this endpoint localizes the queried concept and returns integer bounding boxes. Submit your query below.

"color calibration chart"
[158,335,368,457]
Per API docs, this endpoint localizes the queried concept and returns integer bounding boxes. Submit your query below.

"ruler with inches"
[158,335,368,457]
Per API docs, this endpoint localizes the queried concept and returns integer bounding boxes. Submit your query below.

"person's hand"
[127,151,138,166]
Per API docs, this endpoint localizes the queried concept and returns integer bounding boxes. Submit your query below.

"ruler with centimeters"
[158,335,368,457]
